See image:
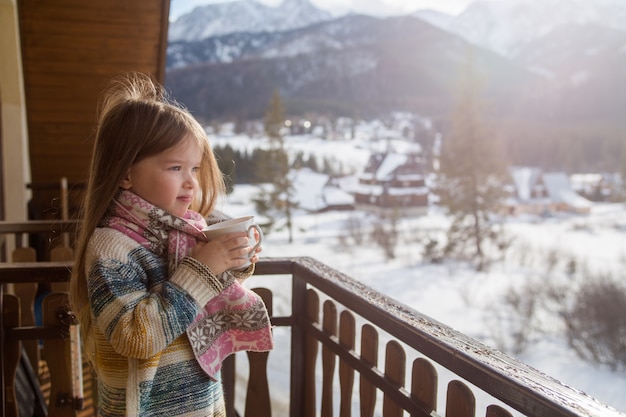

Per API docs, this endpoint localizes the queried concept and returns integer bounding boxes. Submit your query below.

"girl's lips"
[178,195,193,203]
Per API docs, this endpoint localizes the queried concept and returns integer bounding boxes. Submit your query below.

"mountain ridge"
[166,15,536,120]
[164,0,626,172]
[168,0,332,42]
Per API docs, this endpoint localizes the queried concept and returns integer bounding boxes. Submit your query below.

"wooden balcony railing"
[229,257,622,417]
[1,220,622,417]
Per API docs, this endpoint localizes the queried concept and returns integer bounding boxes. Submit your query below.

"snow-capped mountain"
[412,9,454,31]
[168,0,332,42]
[166,14,536,121]
[167,14,381,68]
[514,22,626,82]
[164,0,625,175]
[429,0,626,58]
[413,0,626,90]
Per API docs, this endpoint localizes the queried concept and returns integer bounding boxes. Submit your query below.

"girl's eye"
[170,166,182,171]
[192,166,201,172]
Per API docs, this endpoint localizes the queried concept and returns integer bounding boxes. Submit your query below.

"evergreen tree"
[251,148,273,184]
[264,90,285,147]
[253,90,297,242]
[293,152,305,170]
[436,55,509,271]
[235,149,253,184]
[214,145,237,193]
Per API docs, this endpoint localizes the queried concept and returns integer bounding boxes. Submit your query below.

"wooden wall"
[17,0,170,218]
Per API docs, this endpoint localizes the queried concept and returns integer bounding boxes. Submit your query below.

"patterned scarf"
[103,190,273,379]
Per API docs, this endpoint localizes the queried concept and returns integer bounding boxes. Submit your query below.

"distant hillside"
[164,1,626,172]
[166,15,536,121]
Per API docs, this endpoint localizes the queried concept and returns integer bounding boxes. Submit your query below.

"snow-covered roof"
[354,183,384,196]
[353,183,428,197]
[387,187,429,196]
[290,168,328,211]
[377,153,406,181]
[543,172,592,208]
[323,186,354,206]
[362,151,425,182]
[290,168,354,211]
[510,167,542,200]
[395,173,426,181]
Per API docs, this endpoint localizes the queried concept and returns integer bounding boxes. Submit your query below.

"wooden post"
[42,292,83,417]
[2,294,21,417]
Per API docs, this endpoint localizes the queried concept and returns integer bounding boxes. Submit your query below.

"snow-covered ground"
[209,127,626,415]
[219,184,626,415]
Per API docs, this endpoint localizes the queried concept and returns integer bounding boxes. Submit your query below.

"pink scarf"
[103,190,273,379]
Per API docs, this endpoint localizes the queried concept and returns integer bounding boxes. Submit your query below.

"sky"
[169,0,509,20]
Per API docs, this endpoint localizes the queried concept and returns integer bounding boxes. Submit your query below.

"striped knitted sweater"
[84,227,238,417]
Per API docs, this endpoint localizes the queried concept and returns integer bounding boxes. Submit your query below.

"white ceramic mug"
[202,216,263,268]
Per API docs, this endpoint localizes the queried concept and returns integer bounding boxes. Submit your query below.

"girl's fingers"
[193,230,264,273]
[213,231,247,243]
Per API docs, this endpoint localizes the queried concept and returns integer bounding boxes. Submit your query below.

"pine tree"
[253,90,297,242]
[264,90,285,148]
[436,55,508,271]
[214,145,236,193]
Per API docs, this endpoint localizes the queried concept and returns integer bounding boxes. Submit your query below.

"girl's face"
[121,135,202,217]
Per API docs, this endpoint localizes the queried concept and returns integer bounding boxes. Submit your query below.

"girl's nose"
[183,171,196,189]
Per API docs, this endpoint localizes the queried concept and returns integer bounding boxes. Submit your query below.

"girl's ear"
[120,171,132,190]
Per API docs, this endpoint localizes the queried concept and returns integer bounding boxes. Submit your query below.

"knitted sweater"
[85,227,238,417]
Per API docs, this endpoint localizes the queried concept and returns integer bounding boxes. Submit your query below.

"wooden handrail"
[0,220,80,234]
[249,257,622,417]
[2,257,621,417]
[0,219,79,262]
[26,182,86,191]
[0,261,73,283]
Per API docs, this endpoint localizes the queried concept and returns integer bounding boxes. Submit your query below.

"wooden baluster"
[383,341,405,417]
[411,357,437,416]
[11,240,40,372]
[245,288,273,417]
[446,380,475,417]
[11,233,36,262]
[485,405,513,417]
[43,293,83,417]
[3,294,21,417]
[339,311,355,417]
[321,300,337,417]
[359,324,378,417]
[304,289,320,417]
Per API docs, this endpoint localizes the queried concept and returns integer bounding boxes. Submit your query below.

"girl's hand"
[190,232,251,274]
[248,227,263,265]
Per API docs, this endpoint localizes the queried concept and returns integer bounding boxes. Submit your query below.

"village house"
[506,167,593,215]
[352,151,429,215]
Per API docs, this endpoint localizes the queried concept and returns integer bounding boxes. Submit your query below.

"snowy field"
[210,129,626,415]
[219,184,626,416]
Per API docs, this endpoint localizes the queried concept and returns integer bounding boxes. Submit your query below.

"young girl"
[69,72,273,417]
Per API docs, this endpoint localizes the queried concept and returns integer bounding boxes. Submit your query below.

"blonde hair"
[69,72,225,342]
